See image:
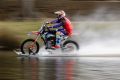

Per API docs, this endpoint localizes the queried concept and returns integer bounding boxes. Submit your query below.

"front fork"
[29,34,40,50]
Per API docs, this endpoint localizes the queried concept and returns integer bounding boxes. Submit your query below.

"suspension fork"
[34,34,40,42]
[30,34,40,48]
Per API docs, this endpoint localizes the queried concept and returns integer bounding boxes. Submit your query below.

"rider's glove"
[46,22,50,24]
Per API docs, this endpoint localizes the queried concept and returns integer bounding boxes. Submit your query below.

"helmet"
[54,10,66,17]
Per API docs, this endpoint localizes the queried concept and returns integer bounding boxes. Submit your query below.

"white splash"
[73,21,120,56]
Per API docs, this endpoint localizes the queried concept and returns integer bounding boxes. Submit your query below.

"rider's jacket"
[50,16,73,36]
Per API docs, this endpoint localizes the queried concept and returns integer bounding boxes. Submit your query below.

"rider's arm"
[49,22,63,28]
[50,19,60,24]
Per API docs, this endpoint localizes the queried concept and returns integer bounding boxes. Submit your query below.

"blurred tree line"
[0,0,119,20]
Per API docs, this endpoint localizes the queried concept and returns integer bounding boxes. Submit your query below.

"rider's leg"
[53,30,66,48]
[55,31,62,48]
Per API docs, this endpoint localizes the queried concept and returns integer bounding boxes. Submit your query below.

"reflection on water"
[1,51,120,80]
[18,57,75,80]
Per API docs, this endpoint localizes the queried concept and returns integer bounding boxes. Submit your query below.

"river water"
[1,51,120,80]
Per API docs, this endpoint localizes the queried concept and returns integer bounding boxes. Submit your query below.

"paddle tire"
[62,40,79,52]
[20,39,39,55]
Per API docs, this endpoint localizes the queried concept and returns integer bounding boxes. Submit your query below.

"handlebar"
[39,22,51,34]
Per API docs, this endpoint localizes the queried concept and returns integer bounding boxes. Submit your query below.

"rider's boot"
[52,45,60,49]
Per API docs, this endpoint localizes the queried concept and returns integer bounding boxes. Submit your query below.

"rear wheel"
[20,39,39,55]
[62,40,79,53]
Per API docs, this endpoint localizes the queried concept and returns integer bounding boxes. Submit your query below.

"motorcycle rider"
[47,10,73,49]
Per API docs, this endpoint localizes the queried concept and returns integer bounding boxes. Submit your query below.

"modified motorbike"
[20,23,79,55]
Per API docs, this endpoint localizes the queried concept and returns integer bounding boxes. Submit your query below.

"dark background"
[0,0,120,20]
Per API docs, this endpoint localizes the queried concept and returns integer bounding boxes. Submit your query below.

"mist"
[72,6,120,56]
[72,6,120,21]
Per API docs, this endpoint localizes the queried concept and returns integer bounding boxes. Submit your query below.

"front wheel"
[62,40,79,52]
[20,39,39,55]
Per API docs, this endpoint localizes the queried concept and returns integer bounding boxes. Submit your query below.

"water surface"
[0,51,120,80]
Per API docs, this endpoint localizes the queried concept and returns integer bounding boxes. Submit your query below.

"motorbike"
[20,23,79,55]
